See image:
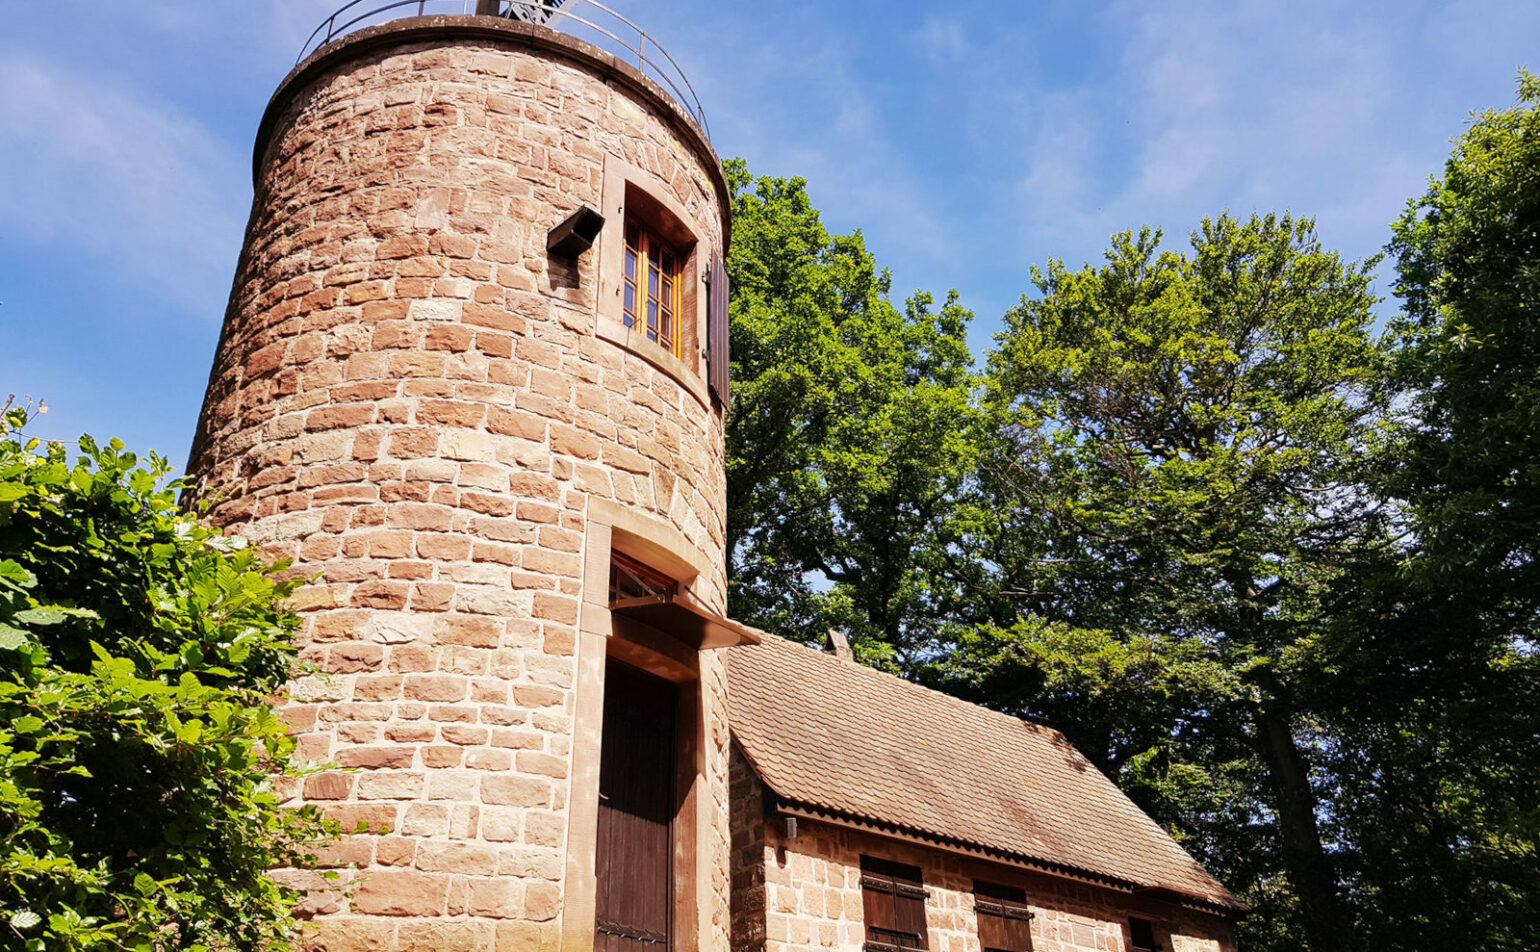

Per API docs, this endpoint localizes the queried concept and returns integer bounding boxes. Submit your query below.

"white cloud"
[1004,0,1421,276]
[0,53,248,316]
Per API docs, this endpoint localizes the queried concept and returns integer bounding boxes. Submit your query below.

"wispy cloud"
[911,16,968,64]
[0,53,248,316]
[1003,0,1430,280]
[675,16,963,292]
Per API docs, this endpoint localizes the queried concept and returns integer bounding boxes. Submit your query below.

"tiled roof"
[725,634,1240,911]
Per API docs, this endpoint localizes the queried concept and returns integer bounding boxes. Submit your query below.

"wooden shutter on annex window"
[860,857,929,951]
[706,252,730,410]
[973,882,1034,952]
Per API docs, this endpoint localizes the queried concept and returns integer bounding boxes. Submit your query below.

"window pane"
[610,553,678,601]
[623,223,689,357]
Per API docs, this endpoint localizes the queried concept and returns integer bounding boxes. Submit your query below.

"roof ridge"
[737,630,1070,744]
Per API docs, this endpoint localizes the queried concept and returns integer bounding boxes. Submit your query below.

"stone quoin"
[186,6,1242,952]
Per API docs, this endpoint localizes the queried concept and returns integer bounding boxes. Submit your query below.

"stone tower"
[187,6,746,950]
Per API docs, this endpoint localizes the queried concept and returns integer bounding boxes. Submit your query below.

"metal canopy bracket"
[610,589,761,650]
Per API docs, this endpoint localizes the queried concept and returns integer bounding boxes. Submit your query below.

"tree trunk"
[1254,697,1351,952]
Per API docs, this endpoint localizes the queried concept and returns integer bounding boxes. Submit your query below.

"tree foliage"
[1388,70,1540,608]
[1331,70,1540,951]
[723,159,976,665]
[723,96,1540,947]
[0,404,331,951]
[958,214,1389,952]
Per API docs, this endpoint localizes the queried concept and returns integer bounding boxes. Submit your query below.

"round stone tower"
[188,6,745,950]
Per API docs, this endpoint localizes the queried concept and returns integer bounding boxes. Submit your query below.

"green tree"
[0,403,332,951]
[1388,71,1540,612]
[723,160,976,664]
[963,215,1392,952]
[1326,70,1540,951]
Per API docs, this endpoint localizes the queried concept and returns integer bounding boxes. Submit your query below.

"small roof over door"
[611,589,761,650]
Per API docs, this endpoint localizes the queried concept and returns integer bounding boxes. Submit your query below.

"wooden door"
[596,661,677,952]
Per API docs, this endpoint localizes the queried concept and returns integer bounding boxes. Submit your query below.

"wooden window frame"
[597,155,713,410]
[973,881,1034,952]
[623,221,686,360]
[860,857,929,952]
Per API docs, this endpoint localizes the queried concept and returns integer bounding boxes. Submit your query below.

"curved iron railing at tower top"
[297,0,710,135]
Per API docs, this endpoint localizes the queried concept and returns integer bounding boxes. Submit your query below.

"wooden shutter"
[595,662,677,952]
[860,858,929,951]
[706,252,730,410]
[974,882,1034,952]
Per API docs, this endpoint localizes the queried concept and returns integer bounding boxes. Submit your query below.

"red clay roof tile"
[725,634,1240,910]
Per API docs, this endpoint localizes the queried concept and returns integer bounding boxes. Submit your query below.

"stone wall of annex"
[729,748,1236,952]
[186,21,730,952]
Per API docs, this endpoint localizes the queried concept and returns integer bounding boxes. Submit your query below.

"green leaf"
[14,607,71,626]
[0,483,30,503]
[0,559,35,586]
[0,623,32,650]
[9,910,41,930]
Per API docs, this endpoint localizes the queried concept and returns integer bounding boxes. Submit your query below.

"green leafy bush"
[0,403,332,951]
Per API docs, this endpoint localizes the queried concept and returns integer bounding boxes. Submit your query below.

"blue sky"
[2,0,1536,471]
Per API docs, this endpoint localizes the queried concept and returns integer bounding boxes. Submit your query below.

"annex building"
[186,3,1243,951]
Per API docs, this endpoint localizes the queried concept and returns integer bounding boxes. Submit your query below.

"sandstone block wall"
[729,750,1235,952]
[187,23,730,951]
[699,652,735,949]
[730,741,771,951]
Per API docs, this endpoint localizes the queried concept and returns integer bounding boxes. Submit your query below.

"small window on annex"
[973,882,1033,952]
[1128,917,1158,952]
[860,856,929,952]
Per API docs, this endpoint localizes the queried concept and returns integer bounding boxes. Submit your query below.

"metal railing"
[296,0,709,135]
